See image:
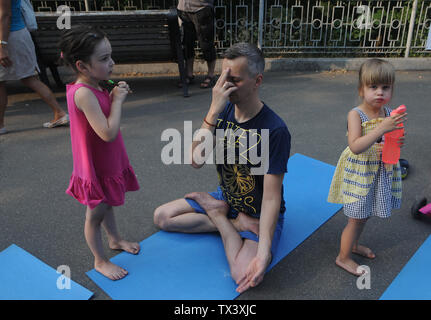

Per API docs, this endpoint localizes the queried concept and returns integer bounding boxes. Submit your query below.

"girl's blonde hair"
[358,58,395,91]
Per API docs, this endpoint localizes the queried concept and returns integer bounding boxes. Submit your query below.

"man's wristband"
[0,40,8,45]
[203,117,216,127]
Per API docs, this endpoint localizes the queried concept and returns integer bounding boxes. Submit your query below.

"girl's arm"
[74,84,128,142]
[347,109,406,155]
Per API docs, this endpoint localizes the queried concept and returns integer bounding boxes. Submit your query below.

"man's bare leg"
[154,195,259,235]
[184,192,260,235]
[154,198,217,233]
[185,192,259,283]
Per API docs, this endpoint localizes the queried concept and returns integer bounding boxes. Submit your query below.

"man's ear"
[255,74,263,88]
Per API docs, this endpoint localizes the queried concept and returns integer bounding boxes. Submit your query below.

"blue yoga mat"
[0,244,93,300]
[87,153,342,300]
[380,235,431,300]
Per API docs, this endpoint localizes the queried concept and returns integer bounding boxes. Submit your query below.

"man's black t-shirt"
[215,102,291,218]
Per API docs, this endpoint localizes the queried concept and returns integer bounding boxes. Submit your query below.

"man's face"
[221,57,261,105]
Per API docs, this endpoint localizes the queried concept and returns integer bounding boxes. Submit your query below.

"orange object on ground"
[382,105,406,164]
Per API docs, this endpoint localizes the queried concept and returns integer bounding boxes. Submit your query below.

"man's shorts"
[185,187,284,258]
[177,7,217,62]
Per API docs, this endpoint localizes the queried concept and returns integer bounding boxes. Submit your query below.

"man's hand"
[209,67,237,116]
[235,252,271,293]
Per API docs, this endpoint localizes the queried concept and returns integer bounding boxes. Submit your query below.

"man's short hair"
[223,42,265,77]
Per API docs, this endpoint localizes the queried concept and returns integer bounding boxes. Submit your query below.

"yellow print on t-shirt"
[216,119,263,215]
[216,119,262,166]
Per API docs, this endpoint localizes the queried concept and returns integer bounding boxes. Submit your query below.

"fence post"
[258,0,264,49]
[405,0,419,58]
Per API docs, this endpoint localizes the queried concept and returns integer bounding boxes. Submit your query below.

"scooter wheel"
[401,166,408,179]
[411,197,427,220]
[399,158,409,169]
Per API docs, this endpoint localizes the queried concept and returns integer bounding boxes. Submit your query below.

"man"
[154,43,291,293]
[177,0,217,88]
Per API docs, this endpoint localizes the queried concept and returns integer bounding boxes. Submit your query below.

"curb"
[54,57,431,79]
[265,57,431,72]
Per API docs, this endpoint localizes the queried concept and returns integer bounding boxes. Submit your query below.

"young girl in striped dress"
[328,59,407,276]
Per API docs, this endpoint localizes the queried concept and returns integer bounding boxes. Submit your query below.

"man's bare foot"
[184,192,229,220]
[109,239,140,255]
[95,260,128,280]
[335,256,364,276]
[232,212,259,236]
[352,244,375,259]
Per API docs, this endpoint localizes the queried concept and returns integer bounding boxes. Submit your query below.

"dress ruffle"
[66,166,139,209]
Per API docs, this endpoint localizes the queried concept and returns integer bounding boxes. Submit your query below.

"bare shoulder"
[347,108,360,119]
[74,86,99,112]
[347,108,361,125]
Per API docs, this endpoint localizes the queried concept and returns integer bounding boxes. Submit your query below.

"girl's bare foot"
[109,239,140,255]
[352,244,375,259]
[335,256,364,276]
[95,260,128,280]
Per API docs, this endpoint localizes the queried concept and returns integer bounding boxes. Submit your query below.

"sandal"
[200,76,216,89]
[177,75,194,88]
[43,114,69,128]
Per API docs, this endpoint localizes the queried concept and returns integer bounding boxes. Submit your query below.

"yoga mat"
[87,153,342,300]
[0,244,93,300]
[380,235,431,300]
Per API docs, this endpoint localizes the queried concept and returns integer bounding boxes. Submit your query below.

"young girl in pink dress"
[59,25,140,280]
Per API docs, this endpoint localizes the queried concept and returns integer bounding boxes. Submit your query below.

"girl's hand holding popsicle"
[108,80,133,94]
[111,81,131,104]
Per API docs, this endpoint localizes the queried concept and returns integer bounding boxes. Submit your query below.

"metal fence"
[30,0,431,57]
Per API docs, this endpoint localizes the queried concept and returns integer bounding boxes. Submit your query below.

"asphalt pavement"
[1,69,430,300]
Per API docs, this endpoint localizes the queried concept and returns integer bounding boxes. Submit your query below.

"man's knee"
[153,205,171,230]
[200,43,216,62]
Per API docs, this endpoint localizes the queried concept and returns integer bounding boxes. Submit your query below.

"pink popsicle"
[382,105,406,164]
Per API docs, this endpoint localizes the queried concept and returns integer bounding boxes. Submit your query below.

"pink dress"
[65,83,140,209]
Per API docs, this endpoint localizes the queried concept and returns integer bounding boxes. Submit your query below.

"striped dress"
[327,107,402,219]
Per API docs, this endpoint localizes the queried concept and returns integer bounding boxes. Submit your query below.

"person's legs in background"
[20,75,69,127]
[196,6,217,88]
[0,81,7,134]
[178,10,197,86]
